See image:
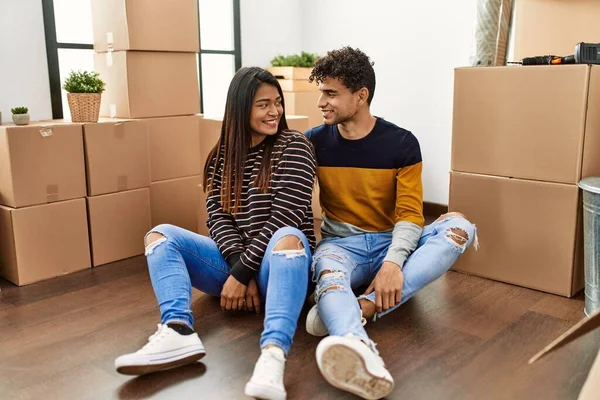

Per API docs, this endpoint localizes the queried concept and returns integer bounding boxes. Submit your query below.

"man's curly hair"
[309,46,376,105]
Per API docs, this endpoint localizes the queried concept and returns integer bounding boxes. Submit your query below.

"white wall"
[0,0,53,123]
[301,0,478,205]
[240,0,303,68]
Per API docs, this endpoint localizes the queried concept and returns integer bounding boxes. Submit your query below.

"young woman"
[115,67,317,400]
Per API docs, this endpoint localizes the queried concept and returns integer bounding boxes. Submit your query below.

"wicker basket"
[67,93,101,122]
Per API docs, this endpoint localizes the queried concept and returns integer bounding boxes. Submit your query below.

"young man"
[305,47,477,400]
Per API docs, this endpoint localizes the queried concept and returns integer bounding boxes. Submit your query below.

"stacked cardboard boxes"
[269,67,322,130]
[91,0,201,237]
[83,119,151,267]
[0,122,91,285]
[449,65,600,297]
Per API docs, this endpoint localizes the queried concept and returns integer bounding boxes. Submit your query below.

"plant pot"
[12,113,30,125]
[67,93,101,123]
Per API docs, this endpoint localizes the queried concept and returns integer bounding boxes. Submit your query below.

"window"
[42,0,241,120]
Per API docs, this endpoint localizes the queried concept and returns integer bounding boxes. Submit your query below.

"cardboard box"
[0,123,86,208]
[83,120,150,196]
[87,188,151,267]
[286,115,309,132]
[268,67,312,80]
[278,79,319,92]
[513,0,600,62]
[452,65,600,184]
[529,309,600,399]
[0,199,91,286]
[197,184,209,236]
[151,175,202,233]
[148,116,202,182]
[448,171,583,297]
[95,51,200,119]
[199,117,223,172]
[284,91,322,129]
[91,0,199,53]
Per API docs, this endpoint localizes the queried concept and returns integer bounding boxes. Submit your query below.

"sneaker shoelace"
[142,324,169,350]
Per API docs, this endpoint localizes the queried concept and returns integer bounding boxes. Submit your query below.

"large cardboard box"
[513,0,600,61]
[452,65,600,184]
[0,123,86,208]
[148,116,202,182]
[95,51,200,119]
[91,0,199,53]
[83,120,150,196]
[284,91,322,129]
[87,188,151,267]
[151,175,202,233]
[449,171,584,297]
[0,199,91,286]
[286,115,309,132]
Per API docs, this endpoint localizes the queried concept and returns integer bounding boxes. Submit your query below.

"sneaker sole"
[319,343,394,400]
[116,347,206,376]
[244,381,287,400]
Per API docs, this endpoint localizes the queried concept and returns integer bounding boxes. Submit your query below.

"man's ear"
[358,87,369,105]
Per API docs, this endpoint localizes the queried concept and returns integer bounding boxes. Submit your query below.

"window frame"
[41,0,242,119]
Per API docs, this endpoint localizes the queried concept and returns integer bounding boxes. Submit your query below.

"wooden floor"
[1,256,598,400]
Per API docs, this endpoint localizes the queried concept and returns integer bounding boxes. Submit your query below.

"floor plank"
[0,255,594,400]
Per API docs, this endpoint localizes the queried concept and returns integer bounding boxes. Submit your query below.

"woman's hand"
[244,278,261,314]
[221,275,248,311]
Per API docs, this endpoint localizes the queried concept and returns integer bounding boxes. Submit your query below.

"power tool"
[515,42,600,66]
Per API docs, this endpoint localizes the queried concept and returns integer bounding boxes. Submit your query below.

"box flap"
[529,310,600,364]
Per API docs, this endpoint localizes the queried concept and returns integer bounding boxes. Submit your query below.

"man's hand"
[244,278,261,314]
[364,261,404,313]
[221,275,248,311]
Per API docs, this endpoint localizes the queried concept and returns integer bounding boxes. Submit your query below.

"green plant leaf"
[11,106,28,114]
[63,70,106,94]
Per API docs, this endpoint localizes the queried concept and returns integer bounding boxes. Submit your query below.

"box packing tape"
[46,184,59,202]
[117,175,128,191]
[114,122,125,139]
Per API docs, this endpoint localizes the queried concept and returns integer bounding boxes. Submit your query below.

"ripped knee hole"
[273,234,305,252]
[447,228,468,245]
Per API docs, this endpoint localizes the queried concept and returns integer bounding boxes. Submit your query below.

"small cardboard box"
[0,123,86,208]
[147,116,202,182]
[83,120,150,196]
[452,65,600,184]
[449,171,583,297]
[530,309,600,399]
[0,199,91,286]
[95,51,200,119]
[284,91,322,129]
[91,0,199,53]
[87,188,151,267]
[512,0,600,61]
[150,175,202,233]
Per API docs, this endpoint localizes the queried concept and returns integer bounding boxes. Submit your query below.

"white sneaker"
[245,346,287,400]
[316,335,394,399]
[115,324,206,375]
[306,304,367,337]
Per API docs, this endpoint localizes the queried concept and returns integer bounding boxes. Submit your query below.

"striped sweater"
[206,130,317,285]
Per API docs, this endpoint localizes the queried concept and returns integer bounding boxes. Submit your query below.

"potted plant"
[11,107,30,125]
[63,70,106,123]
[268,51,320,80]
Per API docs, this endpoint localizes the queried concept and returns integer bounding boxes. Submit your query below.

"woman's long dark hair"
[202,67,289,214]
